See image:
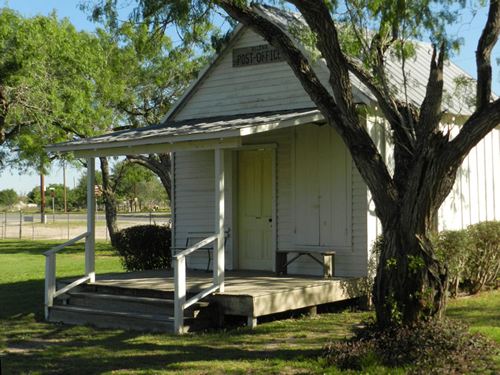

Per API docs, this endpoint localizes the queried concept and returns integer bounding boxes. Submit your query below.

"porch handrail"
[43,232,90,319]
[173,234,219,334]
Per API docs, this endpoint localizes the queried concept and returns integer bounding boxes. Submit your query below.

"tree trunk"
[373,206,449,327]
[127,153,172,202]
[99,157,119,247]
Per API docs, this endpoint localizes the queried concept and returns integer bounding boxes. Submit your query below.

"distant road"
[1,212,171,223]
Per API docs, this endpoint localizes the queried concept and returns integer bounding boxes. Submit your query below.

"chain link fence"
[0,211,171,241]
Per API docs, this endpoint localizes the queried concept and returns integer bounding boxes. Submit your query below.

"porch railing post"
[85,157,96,282]
[214,148,225,292]
[44,253,56,319]
[174,256,186,334]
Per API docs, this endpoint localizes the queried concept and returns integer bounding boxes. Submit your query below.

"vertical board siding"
[249,125,362,277]
[439,127,500,230]
[172,29,316,121]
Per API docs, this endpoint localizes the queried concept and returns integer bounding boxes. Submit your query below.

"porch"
[50,270,363,333]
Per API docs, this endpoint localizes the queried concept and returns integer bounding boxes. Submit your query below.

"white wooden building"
[44,6,499,333]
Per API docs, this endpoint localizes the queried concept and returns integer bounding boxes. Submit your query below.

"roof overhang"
[46,109,324,158]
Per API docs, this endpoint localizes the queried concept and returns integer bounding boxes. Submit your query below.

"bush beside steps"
[113,225,171,271]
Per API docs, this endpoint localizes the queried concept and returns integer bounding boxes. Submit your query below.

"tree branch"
[445,98,500,163]
[213,0,398,218]
[417,43,445,141]
[476,0,500,109]
[345,57,413,145]
[287,0,357,120]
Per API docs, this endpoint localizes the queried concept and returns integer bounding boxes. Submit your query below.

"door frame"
[233,144,277,272]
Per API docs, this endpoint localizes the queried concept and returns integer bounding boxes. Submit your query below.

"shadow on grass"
[3,322,321,374]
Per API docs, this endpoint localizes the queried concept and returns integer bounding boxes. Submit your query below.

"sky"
[0,1,498,195]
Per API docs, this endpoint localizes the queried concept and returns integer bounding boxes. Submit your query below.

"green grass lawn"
[446,289,500,343]
[0,239,498,374]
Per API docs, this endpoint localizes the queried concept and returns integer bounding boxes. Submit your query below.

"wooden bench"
[172,230,230,272]
[276,248,335,278]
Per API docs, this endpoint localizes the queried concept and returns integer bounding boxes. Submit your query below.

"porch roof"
[46,108,323,157]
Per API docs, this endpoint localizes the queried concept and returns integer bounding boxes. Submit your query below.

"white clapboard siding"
[439,127,500,230]
[172,29,316,121]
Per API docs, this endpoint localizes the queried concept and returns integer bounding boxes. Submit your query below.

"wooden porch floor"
[89,270,364,326]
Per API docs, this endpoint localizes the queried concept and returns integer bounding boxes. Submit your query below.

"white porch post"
[214,148,225,292]
[85,157,96,282]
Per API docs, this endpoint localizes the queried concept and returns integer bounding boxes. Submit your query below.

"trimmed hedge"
[433,220,500,295]
[114,225,171,271]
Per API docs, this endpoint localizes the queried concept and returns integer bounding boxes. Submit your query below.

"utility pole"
[63,162,67,213]
[40,173,46,224]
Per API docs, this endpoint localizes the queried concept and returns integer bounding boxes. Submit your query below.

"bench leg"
[323,254,334,278]
[305,306,317,317]
[247,316,257,329]
[276,252,287,275]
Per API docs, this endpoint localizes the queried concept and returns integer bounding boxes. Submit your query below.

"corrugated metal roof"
[47,108,322,153]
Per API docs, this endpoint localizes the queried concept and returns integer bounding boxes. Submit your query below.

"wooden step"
[48,305,178,332]
[57,291,207,318]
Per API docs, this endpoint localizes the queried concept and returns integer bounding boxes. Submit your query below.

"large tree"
[0,8,115,171]
[90,21,207,242]
[90,0,499,327]
[103,20,207,201]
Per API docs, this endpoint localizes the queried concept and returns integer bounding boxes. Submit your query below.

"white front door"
[238,149,273,271]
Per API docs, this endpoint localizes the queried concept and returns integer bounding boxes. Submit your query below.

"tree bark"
[99,157,119,247]
[374,213,448,326]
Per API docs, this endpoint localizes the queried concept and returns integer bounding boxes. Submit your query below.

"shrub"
[114,225,171,271]
[433,229,471,297]
[324,319,499,374]
[465,221,500,294]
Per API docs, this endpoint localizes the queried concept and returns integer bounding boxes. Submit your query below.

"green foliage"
[433,229,471,296]
[433,221,500,296]
[465,221,500,294]
[112,161,168,210]
[324,319,499,373]
[0,188,17,207]
[114,225,171,271]
[0,9,114,170]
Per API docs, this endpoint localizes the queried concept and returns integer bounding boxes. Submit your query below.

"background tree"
[0,189,18,208]
[99,20,208,200]
[113,161,168,212]
[0,8,114,171]
[89,0,500,327]
[87,19,208,243]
